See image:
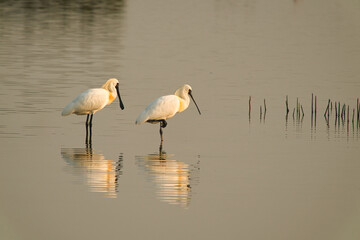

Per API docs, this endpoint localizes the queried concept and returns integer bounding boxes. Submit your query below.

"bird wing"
[136,95,180,124]
[63,88,109,115]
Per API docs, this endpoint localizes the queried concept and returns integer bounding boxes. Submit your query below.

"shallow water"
[1,0,360,239]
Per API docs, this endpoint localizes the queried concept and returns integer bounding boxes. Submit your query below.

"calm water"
[1,0,360,239]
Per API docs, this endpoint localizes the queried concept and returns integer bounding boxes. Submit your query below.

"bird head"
[175,84,201,115]
[102,78,124,110]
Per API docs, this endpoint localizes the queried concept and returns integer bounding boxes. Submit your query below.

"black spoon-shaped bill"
[115,83,125,110]
[189,91,201,115]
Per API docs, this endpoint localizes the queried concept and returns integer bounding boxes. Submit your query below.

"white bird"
[62,78,125,144]
[135,84,201,144]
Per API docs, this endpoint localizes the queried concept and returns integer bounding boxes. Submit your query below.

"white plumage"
[135,84,201,143]
[62,88,111,116]
[62,78,124,116]
[62,78,124,144]
[135,95,181,124]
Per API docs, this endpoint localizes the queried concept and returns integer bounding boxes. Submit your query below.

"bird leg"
[159,123,163,144]
[159,141,163,154]
[85,114,94,145]
[160,120,167,128]
[159,120,167,145]
[89,114,93,145]
[85,114,90,144]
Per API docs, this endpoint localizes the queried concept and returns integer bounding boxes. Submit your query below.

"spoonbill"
[62,78,125,144]
[135,84,201,144]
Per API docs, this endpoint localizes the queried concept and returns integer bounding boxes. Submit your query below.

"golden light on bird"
[62,78,124,144]
[135,84,201,143]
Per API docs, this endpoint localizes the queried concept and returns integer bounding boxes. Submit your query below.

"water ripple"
[136,151,200,208]
[61,147,123,198]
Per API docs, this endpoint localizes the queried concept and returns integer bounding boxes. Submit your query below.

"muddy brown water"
[1,0,360,239]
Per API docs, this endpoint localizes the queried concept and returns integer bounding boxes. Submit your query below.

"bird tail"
[135,111,148,125]
[61,102,75,116]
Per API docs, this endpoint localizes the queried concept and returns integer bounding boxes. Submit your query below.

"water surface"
[1,0,360,239]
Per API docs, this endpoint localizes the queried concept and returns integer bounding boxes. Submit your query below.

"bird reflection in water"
[136,148,200,208]
[61,145,123,198]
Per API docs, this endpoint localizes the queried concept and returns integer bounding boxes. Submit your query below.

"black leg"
[161,120,167,128]
[159,123,163,143]
[89,114,93,145]
[159,119,167,143]
[159,141,163,155]
[85,114,90,144]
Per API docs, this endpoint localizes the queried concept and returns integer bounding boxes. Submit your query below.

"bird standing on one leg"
[135,84,201,146]
[62,78,125,144]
